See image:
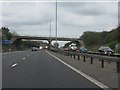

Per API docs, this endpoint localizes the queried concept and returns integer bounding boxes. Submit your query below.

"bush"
[108,41,117,50]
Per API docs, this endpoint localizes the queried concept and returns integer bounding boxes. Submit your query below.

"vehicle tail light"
[105,51,107,54]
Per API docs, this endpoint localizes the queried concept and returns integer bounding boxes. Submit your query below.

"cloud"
[2,2,55,27]
[0,0,119,1]
[58,9,95,26]
[0,3,2,27]
[58,2,118,17]
[57,2,118,30]
[1,1,118,39]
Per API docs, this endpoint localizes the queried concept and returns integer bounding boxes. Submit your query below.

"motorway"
[2,50,103,88]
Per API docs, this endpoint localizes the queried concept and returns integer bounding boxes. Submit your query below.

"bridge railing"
[50,49,120,73]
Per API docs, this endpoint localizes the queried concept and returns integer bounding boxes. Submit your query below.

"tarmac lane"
[2,50,104,89]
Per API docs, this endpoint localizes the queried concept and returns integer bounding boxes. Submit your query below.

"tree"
[1,27,12,40]
[80,26,119,51]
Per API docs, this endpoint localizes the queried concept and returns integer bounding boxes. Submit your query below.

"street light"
[49,20,52,50]
[55,0,58,49]
[49,20,51,40]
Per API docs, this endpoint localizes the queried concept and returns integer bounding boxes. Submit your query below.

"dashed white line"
[22,58,26,60]
[12,63,18,67]
[3,51,23,54]
[46,51,110,90]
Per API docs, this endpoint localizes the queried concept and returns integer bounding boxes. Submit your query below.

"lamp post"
[49,20,51,40]
[49,20,52,50]
[55,0,58,49]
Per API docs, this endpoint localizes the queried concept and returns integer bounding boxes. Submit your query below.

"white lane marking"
[28,55,30,57]
[12,63,18,67]
[3,51,22,54]
[22,58,26,60]
[46,51,110,89]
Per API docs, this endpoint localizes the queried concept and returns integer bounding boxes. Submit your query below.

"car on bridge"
[98,46,114,55]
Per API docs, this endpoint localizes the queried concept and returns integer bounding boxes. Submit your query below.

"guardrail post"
[67,52,69,56]
[91,57,93,64]
[70,54,72,58]
[83,56,85,62]
[101,59,104,68]
[68,53,70,57]
[78,55,80,60]
[116,62,120,73]
[74,54,75,59]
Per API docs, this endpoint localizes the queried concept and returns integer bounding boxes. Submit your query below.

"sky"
[0,0,119,46]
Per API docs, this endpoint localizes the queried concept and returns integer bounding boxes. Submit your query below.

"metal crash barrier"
[50,49,120,73]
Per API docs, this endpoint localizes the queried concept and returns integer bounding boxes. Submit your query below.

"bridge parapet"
[12,36,81,42]
[12,36,84,49]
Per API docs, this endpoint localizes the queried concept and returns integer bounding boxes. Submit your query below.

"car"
[63,47,69,51]
[32,47,39,51]
[69,45,77,51]
[80,47,88,53]
[98,46,114,55]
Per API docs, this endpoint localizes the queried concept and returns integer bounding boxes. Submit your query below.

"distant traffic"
[33,43,117,57]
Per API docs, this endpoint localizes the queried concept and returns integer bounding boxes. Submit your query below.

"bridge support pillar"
[48,40,52,50]
[13,39,22,50]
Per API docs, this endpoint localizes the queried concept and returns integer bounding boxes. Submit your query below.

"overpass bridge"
[12,36,84,49]
[12,36,81,41]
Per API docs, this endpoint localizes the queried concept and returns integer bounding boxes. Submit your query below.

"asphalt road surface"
[2,50,103,88]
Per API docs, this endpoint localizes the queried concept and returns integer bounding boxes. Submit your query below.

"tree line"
[1,27,47,51]
[80,26,120,52]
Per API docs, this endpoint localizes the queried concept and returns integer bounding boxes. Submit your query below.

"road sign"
[2,40,12,44]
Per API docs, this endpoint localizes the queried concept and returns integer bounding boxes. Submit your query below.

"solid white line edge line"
[46,51,110,89]
[22,58,26,60]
